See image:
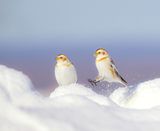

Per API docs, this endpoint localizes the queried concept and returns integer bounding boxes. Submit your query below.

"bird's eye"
[98,52,101,54]
[102,52,105,55]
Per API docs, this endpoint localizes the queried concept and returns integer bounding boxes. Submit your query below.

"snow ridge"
[0,65,160,131]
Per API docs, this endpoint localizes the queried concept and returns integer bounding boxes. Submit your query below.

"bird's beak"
[94,52,97,57]
[56,57,59,61]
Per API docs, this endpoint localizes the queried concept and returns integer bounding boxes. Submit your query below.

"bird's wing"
[110,59,118,72]
[110,58,127,85]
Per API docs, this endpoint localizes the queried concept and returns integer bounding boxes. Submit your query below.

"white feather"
[96,59,115,82]
[55,64,77,86]
[95,49,127,86]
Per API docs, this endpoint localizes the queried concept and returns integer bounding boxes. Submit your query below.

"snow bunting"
[89,48,127,86]
[55,54,77,86]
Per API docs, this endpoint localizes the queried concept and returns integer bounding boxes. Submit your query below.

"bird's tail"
[119,75,127,87]
[114,69,127,87]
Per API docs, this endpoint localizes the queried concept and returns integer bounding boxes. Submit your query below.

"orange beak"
[56,57,59,61]
[94,52,98,57]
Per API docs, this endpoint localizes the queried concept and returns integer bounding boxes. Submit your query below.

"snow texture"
[0,65,160,131]
[110,78,160,109]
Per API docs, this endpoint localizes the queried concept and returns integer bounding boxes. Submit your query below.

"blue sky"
[0,0,160,92]
[1,0,160,42]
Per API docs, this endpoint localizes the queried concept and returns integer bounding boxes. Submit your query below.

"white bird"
[55,54,77,86]
[91,48,127,86]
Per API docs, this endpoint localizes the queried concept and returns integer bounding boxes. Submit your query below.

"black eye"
[98,52,101,54]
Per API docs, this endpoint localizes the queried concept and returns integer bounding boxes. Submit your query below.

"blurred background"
[0,0,160,94]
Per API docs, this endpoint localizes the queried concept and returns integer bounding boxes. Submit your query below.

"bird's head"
[56,54,70,64]
[94,48,109,61]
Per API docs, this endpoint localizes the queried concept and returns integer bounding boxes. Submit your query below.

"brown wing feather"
[114,69,127,84]
[110,59,127,85]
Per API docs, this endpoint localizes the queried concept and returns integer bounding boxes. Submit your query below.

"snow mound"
[0,65,32,98]
[1,65,160,131]
[0,85,10,104]
[50,84,113,106]
[0,65,42,106]
[110,78,160,109]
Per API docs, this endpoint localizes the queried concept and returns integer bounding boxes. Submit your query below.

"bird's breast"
[55,64,77,86]
[96,60,112,77]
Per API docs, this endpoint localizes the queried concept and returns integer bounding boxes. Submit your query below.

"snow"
[0,65,160,131]
[110,78,160,109]
[50,84,113,106]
